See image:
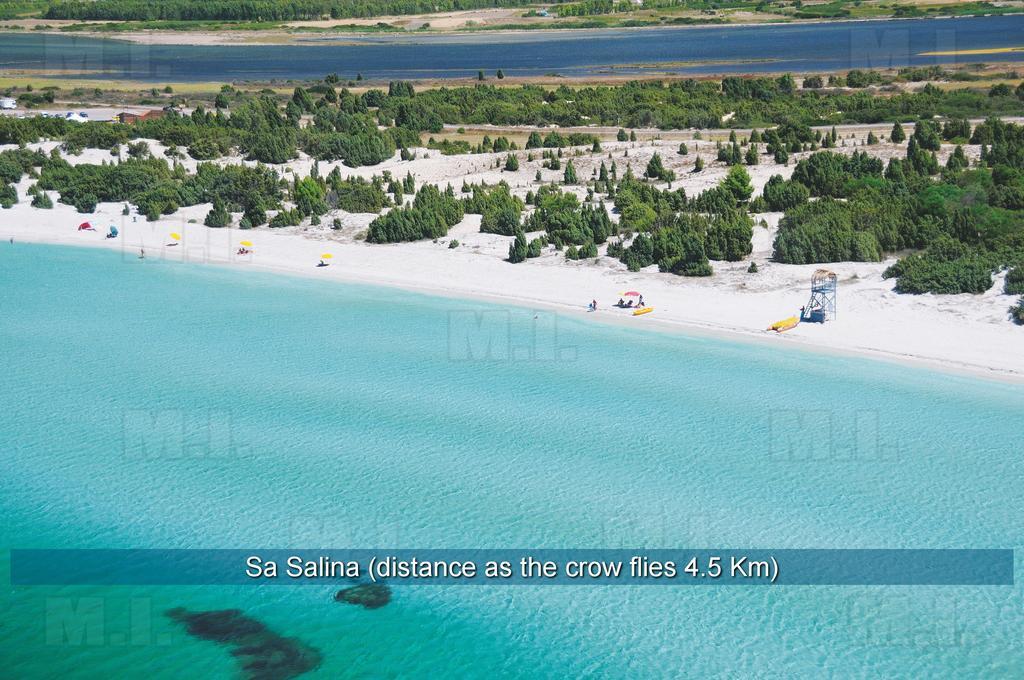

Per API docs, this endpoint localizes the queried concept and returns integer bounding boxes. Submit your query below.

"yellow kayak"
[768,316,799,332]
[632,307,654,316]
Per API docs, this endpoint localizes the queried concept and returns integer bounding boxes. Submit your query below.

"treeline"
[4,75,1022,169]
[768,118,1024,298]
[44,0,534,21]
[373,77,1024,131]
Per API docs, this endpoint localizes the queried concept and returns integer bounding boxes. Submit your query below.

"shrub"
[0,183,16,208]
[508,229,528,263]
[74,192,97,213]
[269,208,302,228]
[1011,297,1024,324]
[204,200,231,228]
[527,236,544,258]
[31,191,53,208]
[645,153,675,182]
[721,165,753,203]
[773,199,883,264]
[1005,266,1024,295]
[762,175,810,211]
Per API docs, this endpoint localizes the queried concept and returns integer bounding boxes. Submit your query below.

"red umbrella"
[621,291,641,296]
[77,222,93,231]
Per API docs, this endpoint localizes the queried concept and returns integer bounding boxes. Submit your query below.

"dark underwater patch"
[334,583,391,609]
[166,607,322,679]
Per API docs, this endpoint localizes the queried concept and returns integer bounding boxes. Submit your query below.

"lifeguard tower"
[801,269,837,323]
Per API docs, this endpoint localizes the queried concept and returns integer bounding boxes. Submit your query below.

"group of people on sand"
[589,294,648,311]
[237,247,252,256]
[614,295,645,308]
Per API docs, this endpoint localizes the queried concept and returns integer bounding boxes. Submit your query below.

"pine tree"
[504,154,519,171]
[204,199,231,228]
[508,229,528,263]
[744,144,759,165]
[564,160,578,184]
[890,122,906,143]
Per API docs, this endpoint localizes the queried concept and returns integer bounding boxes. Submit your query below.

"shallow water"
[1,243,1022,677]
[2,16,1024,81]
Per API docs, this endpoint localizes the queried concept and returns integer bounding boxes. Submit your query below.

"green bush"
[1004,266,1024,295]
[508,229,528,263]
[31,191,53,209]
[1011,296,1024,324]
[762,175,810,211]
[0,183,16,208]
[204,200,231,228]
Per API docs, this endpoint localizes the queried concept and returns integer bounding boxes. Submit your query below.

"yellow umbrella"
[321,253,333,259]
[170,232,181,241]
[240,240,253,247]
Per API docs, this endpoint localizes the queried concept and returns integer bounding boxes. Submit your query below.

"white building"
[0,98,16,110]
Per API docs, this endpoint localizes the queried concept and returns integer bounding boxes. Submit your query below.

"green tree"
[563,160,578,184]
[645,153,675,181]
[204,199,231,227]
[890,122,906,143]
[508,229,528,263]
[744,144,759,165]
[721,165,753,204]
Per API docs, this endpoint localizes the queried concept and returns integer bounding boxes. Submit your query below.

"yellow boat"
[768,316,799,332]
[632,307,654,316]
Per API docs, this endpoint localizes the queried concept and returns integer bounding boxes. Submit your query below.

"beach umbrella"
[321,253,333,259]
[240,240,253,247]
[621,291,641,296]
[170,232,181,241]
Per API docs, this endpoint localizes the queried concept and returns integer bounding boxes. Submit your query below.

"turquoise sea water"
[1,243,1023,677]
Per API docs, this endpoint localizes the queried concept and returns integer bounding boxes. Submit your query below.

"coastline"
[3,12,1020,47]
[3,122,1022,385]
[5,220,1023,385]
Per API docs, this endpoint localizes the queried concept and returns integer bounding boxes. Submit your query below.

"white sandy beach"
[3,129,1022,381]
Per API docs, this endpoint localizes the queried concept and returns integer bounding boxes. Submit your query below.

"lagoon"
[1,16,1024,82]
